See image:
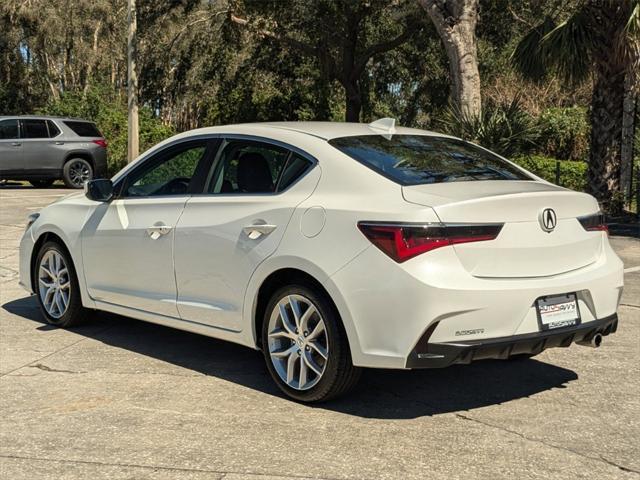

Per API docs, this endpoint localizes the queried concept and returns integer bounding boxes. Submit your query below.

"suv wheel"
[63,158,93,189]
[262,284,361,402]
[35,241,88,327]
[30,180,55,188]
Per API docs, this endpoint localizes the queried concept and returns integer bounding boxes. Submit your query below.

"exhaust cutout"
[577,333,603,348]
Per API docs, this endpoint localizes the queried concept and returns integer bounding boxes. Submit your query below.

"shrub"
[40,85,175,175]
[439,97,539,158]
[536,107,589,160]
[513,155,587,192]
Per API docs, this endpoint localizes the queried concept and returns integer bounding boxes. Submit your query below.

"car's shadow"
[3,296,578,419]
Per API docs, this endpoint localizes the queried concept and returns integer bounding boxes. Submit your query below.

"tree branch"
[229,14,317,56]
[353,26,416,78]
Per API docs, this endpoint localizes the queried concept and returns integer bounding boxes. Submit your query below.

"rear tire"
[63,158,93,189]
[262,284,361,402]
[30,179,55,188]
[34,241,89,327]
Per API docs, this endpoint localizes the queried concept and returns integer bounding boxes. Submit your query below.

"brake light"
[578,212,608,233]
[358,222,503,263]
[92,139,107,148]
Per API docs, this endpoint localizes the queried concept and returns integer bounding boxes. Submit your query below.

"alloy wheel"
[38,250,70,319]
[68,161,91,187]
[267,294,329,391]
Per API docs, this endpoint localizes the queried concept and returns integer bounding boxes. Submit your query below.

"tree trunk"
[344,82,362,122]
[620,73,637,207]
[588,62,625,213]
[127,0,139,162]
[584,0,632,213]
[419,0,481,117]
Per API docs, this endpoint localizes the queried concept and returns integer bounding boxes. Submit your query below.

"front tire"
[35,241,88,327]
[262,284,361,402]
[63,158,93,188]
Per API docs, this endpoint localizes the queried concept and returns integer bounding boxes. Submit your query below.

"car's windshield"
[328,135,532,185]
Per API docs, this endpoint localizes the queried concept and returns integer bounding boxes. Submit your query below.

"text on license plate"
[536,294,580,330]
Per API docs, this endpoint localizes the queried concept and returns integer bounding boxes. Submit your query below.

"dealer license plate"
[536,293,580,330]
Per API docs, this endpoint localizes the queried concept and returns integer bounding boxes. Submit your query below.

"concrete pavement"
[1,186,639,480]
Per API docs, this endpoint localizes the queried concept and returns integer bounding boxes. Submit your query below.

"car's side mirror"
[85,179,114,202]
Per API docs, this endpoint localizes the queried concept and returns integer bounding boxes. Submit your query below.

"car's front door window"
[124,143,208,197]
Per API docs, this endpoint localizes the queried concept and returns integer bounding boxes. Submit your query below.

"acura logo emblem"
[539,208,557,232]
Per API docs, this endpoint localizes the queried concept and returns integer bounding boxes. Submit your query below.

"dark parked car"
[0,116,107,188]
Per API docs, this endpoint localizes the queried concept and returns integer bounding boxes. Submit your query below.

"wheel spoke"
[286,351,297,384]
[299,305,316,334]
[39,265,54,280]
[39,278,54,289]
[54,290,65,314]
[307,320,325,341]
[299,354,308,387]
[309,341,328,360]
[271,344,297,358]
[288,296,302,330]
[279,303,296,335]
[59,281,70,290]
[303,351,323,376]
[268,328,294,340]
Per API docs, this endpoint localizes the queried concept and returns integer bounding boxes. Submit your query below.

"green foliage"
[40,85,175,175]
[536,106,590,160]
[439,98,539,158]
[513,155,587,191]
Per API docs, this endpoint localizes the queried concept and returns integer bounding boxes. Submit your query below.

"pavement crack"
[455,413,640,475]
[0,453,346,480]
[29,363,86,374]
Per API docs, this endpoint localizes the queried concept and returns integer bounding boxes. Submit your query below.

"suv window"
[124,142,208,197]
[64,121,102,137]
[47,120,61,137]
[22,119,49,139]
[208,141,299,194]
[0,119,19,139]
[329,135,531,185]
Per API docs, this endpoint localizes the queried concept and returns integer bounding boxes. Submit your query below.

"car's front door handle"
[243,224,277,239]
[10,142,21,147]
[54,141,64,145]
[146,224,172,240]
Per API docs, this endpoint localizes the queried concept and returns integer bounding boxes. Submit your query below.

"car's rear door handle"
[54,141,64,145]
[146,224,172,240]
[10,142,21,147]
[243,224,277,239]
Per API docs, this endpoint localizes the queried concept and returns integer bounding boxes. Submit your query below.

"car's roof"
[182,121,446,141]
[0,115,95,123]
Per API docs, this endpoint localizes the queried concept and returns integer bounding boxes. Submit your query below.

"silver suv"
[0,116,107,188]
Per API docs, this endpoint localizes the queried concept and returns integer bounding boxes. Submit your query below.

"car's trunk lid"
[402,181,603,278]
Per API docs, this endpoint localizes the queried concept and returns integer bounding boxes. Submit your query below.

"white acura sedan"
[19,120,623,402]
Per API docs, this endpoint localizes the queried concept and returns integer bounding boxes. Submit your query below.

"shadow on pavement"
[3,295,578,419]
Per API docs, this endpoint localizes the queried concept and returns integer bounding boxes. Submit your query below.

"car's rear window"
[328,135,531,185]
[64,121,103,137]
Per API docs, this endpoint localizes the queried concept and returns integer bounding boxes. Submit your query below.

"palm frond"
[511,16,556,83]
[541,8,595,85]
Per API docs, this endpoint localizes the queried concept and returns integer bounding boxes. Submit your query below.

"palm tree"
[512,0,640,213]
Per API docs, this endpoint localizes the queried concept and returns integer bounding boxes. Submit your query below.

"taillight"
[578,212,608,233]
[92,139,107,148]
[358,222,503,263]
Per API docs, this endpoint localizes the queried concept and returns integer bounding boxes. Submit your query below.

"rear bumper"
[406,314,618,368]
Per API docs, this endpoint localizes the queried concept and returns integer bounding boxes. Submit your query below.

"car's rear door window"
[0,119,19,139]
[208,141,289,194]
[47,120,61,137]
[329,135,531,185]
[21,119,49,139]
[64,121,102,137]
